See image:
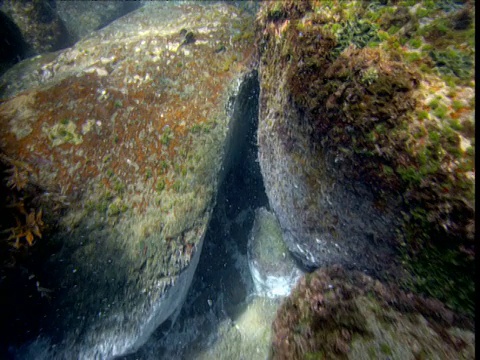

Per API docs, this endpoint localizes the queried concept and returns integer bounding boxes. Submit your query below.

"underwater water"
[0,0,475,359]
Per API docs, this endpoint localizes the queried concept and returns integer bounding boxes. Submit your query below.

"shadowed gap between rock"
[120,70,271,359]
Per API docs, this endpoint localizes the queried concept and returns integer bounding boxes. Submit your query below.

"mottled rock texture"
[0,2,255,358]
[56,1,141,42]
[256,0,474,315]
[248,207,303,297]
[271,265,474,360]
[0,0,72,54]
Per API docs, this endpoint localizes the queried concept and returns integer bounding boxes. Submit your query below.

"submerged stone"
[255,0,475,315]
[248,207,303,298]
[0,2,255,358]
[194,296,279,360]
[271,266,475,360]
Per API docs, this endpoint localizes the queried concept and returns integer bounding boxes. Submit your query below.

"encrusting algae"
[270,265,474,360]
[256,0,475,315]
[0,2,259,356]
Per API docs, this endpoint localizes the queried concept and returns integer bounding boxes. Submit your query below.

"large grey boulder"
[0,2,255,358]
[257,34,402,276]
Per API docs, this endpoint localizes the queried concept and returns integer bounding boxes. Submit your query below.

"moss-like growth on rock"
[271,266,474,359]
[256,0,475,315]
[257,0,313,24]
[43,120,83,147]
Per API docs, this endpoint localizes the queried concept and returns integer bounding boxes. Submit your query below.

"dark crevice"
[121,71,268,359]
[0,11,30,77]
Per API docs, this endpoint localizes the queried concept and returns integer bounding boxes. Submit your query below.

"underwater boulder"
[271,265,475,359]
[255,0,475,315]
[248,207,303,298]
[0,2,255,358]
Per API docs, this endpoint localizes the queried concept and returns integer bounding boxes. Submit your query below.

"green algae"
[429,47,474,82]
[155,179,165,192]
[401,244,475,316]
[257,0,475,316]
[43,120,83,147]
[329,19,380,57]
[270,266,475,360]
[160,127,174,146]
[107,197,128,217]
[219,55,234,72]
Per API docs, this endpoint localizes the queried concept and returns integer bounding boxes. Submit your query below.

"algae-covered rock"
[194,297,279,360]
[271,265,475,360]
[248,207,303,297]
[0,0,72,54]
[0,2,255,358]
[256,0,474,315]
[55,1,141,41]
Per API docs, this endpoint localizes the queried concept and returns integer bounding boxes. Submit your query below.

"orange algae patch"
[0,3,254,215]
[450,107,470,120]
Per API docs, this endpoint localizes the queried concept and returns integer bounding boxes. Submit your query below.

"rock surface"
[0,0,72,55]
[256,0,406,276]
[255,0,475,313]
[195,296,279,360]
[271,265,475,360]
[0,2,255,358]
[248,207,303,298]
[55,1,141,42]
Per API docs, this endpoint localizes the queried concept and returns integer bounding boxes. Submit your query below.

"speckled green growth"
[43,120,83,147]
[271,266,474,360]
[257,0,475,316]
